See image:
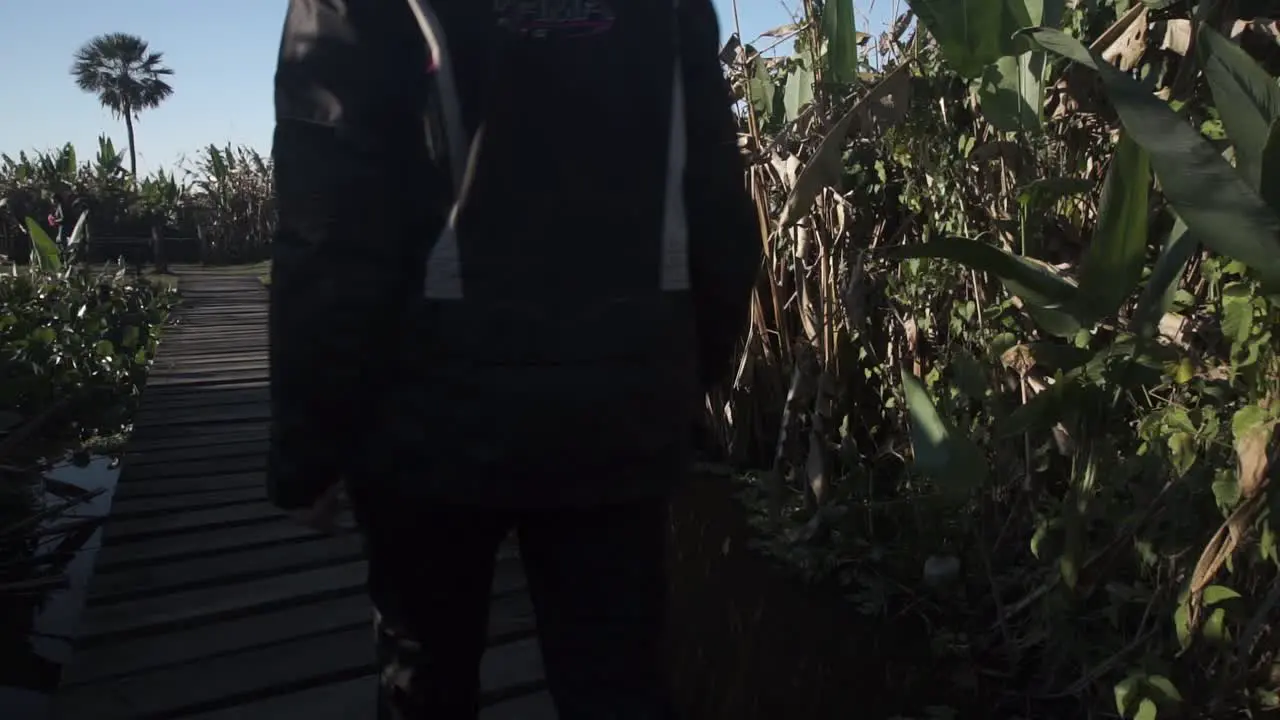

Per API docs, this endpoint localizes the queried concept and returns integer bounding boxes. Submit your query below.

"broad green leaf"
[784,64,815,121]
[1018,177,1093,207]
[1232,404,1270,438]
[1077,133,1151,323]
[1203,607,1229,642]
[1212,473,1241,510]
[1134,698,1158,720]
[1132,210,1195,339]
[24,217,62,272]
[1261,119,1280,213]
[977,51,1046,132]
[1115,672,1142,715]
[1174,601,1192,649]
[745,52,774,119]
[907,0,1031,78]
[901,370,989,498]
[1168,432,1196,476]
[1203,584,1241,605]
[1197,25,1280,189]
[820,0,860,84]
[888,237,1078,310]
[1145,675,1183,704]
[951,350,989,399]
[1024,27,1280,289]
[1026,304,1083,338]
[1221,282,1255,343]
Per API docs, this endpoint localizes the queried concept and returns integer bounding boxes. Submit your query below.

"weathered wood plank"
[136,389,270,412]
[111,471,266,501]
[78,560,369,643]
[123,439,268,467]
[481,691,558,719]
[124,426,268,453]
[92,518,319,570]
[109,485,264,517]
[146,369,272,387]
[65,590,536,687]
[102,500,283,544]
[134,402,272,428]
[121,453,266,481]
[179,681,556,720]
[88,532,365,605]
[54,626,543,720]
[126,418,268,441]
[180,676,376,720]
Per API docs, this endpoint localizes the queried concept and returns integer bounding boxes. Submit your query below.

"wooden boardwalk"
[53,269,553,720]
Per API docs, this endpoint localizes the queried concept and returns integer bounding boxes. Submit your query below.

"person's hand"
[287,481,346,533]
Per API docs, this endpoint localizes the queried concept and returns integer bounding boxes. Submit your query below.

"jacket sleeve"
[268,0,445,509]
[679,0,763,391]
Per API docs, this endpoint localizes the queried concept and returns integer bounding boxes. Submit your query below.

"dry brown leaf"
[1100,6,1149,71]
[1236,420,1278,500]
[1231,18,1280,41]
[1000,344,1036,376]
[1159,19,1192,56]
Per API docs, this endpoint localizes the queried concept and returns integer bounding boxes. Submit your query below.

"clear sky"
[0,0,894,175]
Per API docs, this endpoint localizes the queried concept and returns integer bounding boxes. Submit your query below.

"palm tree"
[71,33,174,178]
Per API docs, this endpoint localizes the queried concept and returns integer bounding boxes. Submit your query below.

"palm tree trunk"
[124,107,138,178]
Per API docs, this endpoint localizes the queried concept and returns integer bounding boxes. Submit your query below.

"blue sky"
[0,0,894,174]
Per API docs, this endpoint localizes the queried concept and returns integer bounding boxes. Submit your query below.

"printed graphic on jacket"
[494,0,616,38]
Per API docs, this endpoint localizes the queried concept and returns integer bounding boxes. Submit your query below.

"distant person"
[268,1,761,718]
[48,194,65,247]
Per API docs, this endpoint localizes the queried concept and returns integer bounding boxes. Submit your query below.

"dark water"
[0,455,121,720]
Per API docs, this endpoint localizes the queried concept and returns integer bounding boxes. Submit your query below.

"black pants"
[357,494,674,719]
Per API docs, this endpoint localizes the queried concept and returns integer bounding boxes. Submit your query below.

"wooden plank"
[134,402,271,428]
[127,418,268,441]
[121,453,266,480]
[142,379,268,397]
[112,471,266,501]
[102,500,283,544]
[77,560,369,643]
[109,485,264,518]
[180,682,555,720]
[180,676,376,720]
[92,519,319,570]
[147,369,271,387]
[154,343,269,356]
[148,367,270,382]
[65,589,535,686]
[124,426,268,453]
[137,389,270,412]
[88,531,364,605]
[155,353,270,368]
[481,691,557,720]
[123,439,268,467]
[54,619,543,720]
[65,594,376,685]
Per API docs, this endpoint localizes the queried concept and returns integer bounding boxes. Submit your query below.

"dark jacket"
[268,0,761,510]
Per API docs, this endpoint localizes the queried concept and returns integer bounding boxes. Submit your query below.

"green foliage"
[1025,26,1280,289]
[0,139,274,264]
[819,0,860,84]
[719,2,1280,717]
[0,265,177,431]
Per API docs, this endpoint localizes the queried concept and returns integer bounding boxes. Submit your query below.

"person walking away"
[268,1,762,717]
[47,194,65,249]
